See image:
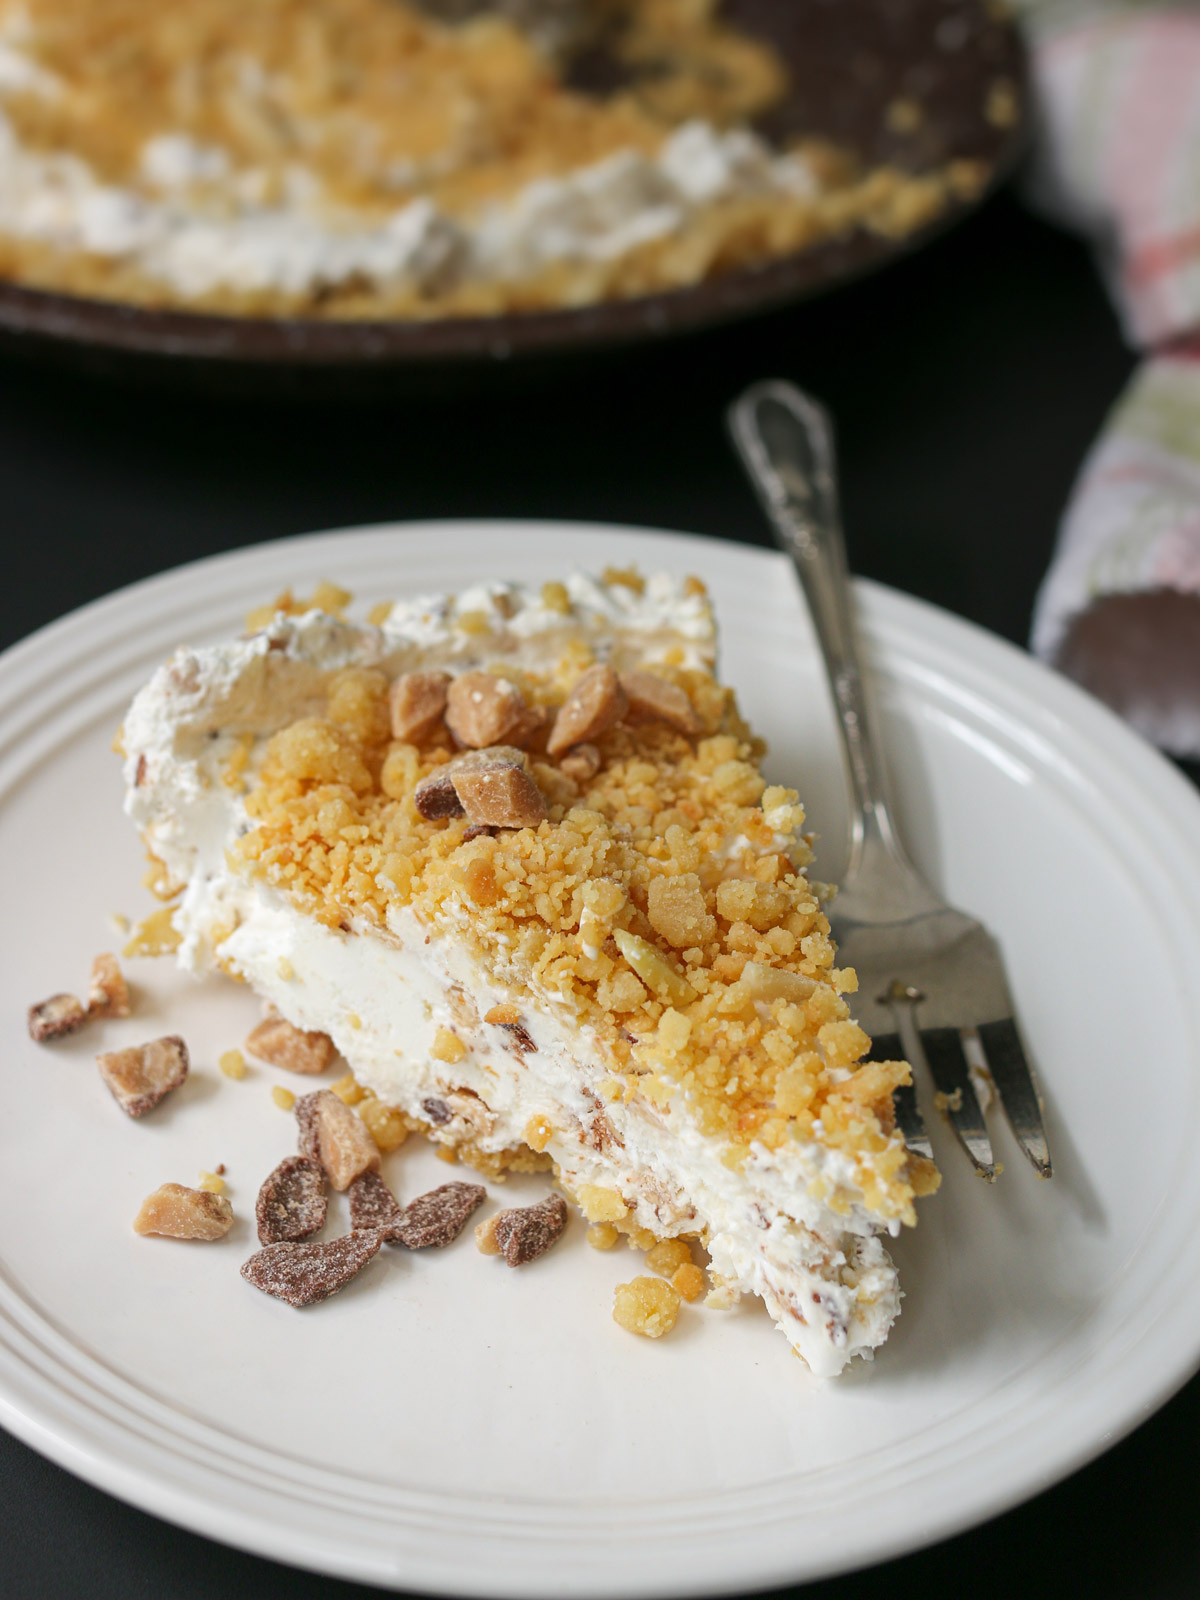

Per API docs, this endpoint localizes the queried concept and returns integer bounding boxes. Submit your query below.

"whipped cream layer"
[0,8,817,307]
[123,576,905,1377]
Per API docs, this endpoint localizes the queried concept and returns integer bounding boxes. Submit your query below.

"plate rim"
[2,517,1200,1597]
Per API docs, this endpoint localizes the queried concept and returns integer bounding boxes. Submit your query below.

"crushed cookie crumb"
[122,906,182,958]
[644,1237,692,1278]
[613,1275,681,1337]
[431,1028,466,1064]
[219,1049,247,1080]
[671,1262,706,1301]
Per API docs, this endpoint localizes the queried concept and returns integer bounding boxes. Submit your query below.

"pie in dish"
[0,0,987,319]
[121,570,937,1376]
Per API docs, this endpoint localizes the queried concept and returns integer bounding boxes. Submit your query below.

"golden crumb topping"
[0,0,985,319]
[231,650,925,1221]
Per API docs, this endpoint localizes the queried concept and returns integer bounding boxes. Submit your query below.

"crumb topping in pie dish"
[0,0,986,318]
[122,569,938,1376]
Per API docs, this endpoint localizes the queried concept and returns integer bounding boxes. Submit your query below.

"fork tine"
[975,1020,1053,1178]
[868,1031,933,1160]
[898,1015,996,1180]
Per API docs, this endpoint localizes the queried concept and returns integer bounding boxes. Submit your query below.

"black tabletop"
[1,188,1196,1599]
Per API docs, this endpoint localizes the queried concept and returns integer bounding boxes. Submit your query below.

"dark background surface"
[1,186,1197,1597]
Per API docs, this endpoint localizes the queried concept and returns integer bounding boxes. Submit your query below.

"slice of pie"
[121,569,936,1376]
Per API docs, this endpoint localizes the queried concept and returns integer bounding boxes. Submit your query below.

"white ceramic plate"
[3,521,1200,1598]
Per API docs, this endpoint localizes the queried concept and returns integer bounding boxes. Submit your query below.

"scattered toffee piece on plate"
[97,1035,189,1117]
[133,1182,233,1240]
[87,953,131,1019]
[255,1155,328,1244]
[28,993,87,1042]
[394,1182,486,1249]
[245,1014,335,1075]
[348,1169,405,1240]
[241,1231,382,1307]
[295,1089,379,1189]
[492,1194,569,1265]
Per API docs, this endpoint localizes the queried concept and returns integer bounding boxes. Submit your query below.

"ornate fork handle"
[728,380,927,903]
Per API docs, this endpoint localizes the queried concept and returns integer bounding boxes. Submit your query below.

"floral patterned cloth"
[1020,2,1200,756]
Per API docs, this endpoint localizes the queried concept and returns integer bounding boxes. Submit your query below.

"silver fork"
[729,379,1052,1180]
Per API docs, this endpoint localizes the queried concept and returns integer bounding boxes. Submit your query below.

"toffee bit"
[87,953,132,1019]
[546,664,627,757]
[240,1232,382,1308]
[255,1155,328,1245]
[28,992,88,1042]
[389,670,451,741]
[294,1089,379,1190]
[558,742,601,783]
[348,1168,405,1241]
[488,1193,568,1266]
[133,1183,233,1241]
[97,1035,189,1118]
[444,671,528,748]
[394,1181,486,1249]
[245,1015,335,1075]
[449,745,547,830]
[618,670,702,736]
[414,768,465,821]
[500,1021,537,1054]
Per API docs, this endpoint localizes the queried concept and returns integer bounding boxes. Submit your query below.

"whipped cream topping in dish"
[0,1,982,319]
[122,572,935,1376]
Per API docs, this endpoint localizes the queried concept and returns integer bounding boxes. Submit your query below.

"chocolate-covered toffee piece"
[256,1155,328,1244]
[295,1089,379,1190]
[241,1231,382,1307]
[476,1193,568,1265]
[393,1181,486,1249]
[28,993,87,1042]
[348,1168,405,1240]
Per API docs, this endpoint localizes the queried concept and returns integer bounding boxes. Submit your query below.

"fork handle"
[728,379,909,879]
